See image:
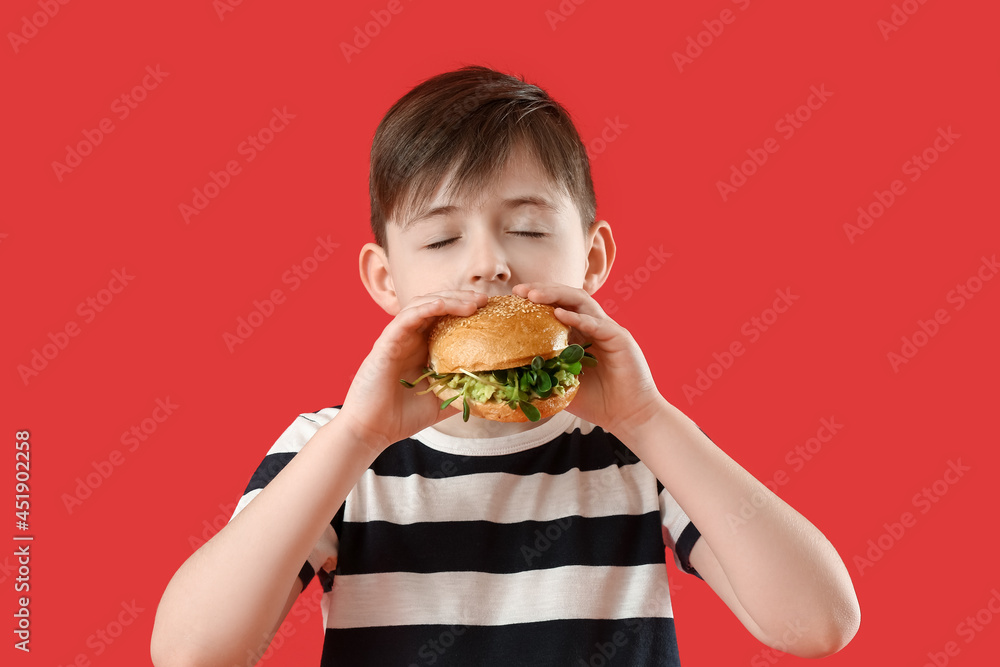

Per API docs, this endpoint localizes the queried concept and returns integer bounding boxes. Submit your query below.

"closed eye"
[426,231,545,249]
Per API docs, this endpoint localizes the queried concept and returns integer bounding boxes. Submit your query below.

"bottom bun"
[432,383,579,423]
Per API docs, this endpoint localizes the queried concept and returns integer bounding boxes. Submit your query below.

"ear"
[359,243,401,316]
[582,220,616,295]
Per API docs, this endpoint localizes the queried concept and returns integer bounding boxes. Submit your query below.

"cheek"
[517,252,586,285]
[395,273,433,301]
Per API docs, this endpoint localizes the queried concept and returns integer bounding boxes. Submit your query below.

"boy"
[151,65,860,666]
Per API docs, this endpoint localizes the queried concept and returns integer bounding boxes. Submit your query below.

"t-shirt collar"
[411,409,577,456]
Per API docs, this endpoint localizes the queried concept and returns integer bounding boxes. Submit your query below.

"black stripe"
[372,426,643,479]
[243,452,295,494]
[675,522,702,580]
[242,457,346,545]
[242,407,343,493]
[335,512,665,575]
[246,414,644,486]
[297,560,315,590]
[317,568,334,593]
[321,617,681,666]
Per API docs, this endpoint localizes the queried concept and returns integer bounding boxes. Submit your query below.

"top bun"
[428,295,570,373]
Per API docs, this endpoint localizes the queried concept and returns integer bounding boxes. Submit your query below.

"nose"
[467,231,510,286]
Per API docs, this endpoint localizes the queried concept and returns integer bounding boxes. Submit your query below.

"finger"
[512,282,606,319]
[406,291,489,311]
[422,290,490,303]
[408,291,488,316]
[552,306,620,344]
[390,296,483,339]
[431,397,465,424]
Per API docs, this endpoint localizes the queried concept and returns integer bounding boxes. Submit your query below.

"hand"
[511,282,665,437]
[337,290,489,452]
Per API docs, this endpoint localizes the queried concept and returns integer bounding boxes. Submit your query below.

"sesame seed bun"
[428,295,571,373]
[426,294,579,422]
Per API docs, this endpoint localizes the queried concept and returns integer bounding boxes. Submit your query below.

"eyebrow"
[401,195,561,231]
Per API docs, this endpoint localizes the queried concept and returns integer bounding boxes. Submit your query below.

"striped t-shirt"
[230,405,703,666]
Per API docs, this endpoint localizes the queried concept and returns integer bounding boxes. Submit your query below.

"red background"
[3,0,999,665]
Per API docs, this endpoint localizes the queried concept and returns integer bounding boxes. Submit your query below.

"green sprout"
[400,344,596,422]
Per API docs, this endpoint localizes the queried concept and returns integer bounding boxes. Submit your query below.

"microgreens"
[399,343,596,422]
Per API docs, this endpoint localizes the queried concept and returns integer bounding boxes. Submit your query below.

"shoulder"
[267,405,343,453]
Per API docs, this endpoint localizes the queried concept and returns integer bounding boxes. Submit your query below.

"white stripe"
[345,463,660,525]
[231,487,262,521]
[573,415,597,435]
[659,485,690,549]
[325,564,675,628]
[229,408,342,522]
[411,409,577,455]
[265,409,339,455]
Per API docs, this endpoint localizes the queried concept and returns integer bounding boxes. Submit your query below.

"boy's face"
[375,144,599,310]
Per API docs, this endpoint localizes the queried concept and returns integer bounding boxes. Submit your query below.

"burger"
[400,294,596,422]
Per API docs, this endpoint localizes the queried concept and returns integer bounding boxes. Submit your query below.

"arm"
[619,399,861,658]
[150,290,488,667]
[511,281,861,658]
[150,415,380,667]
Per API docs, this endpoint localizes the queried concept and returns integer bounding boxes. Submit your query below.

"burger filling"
[401,343,596,422]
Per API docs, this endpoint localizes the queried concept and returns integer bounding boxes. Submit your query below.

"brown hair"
[369,65,596,253]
